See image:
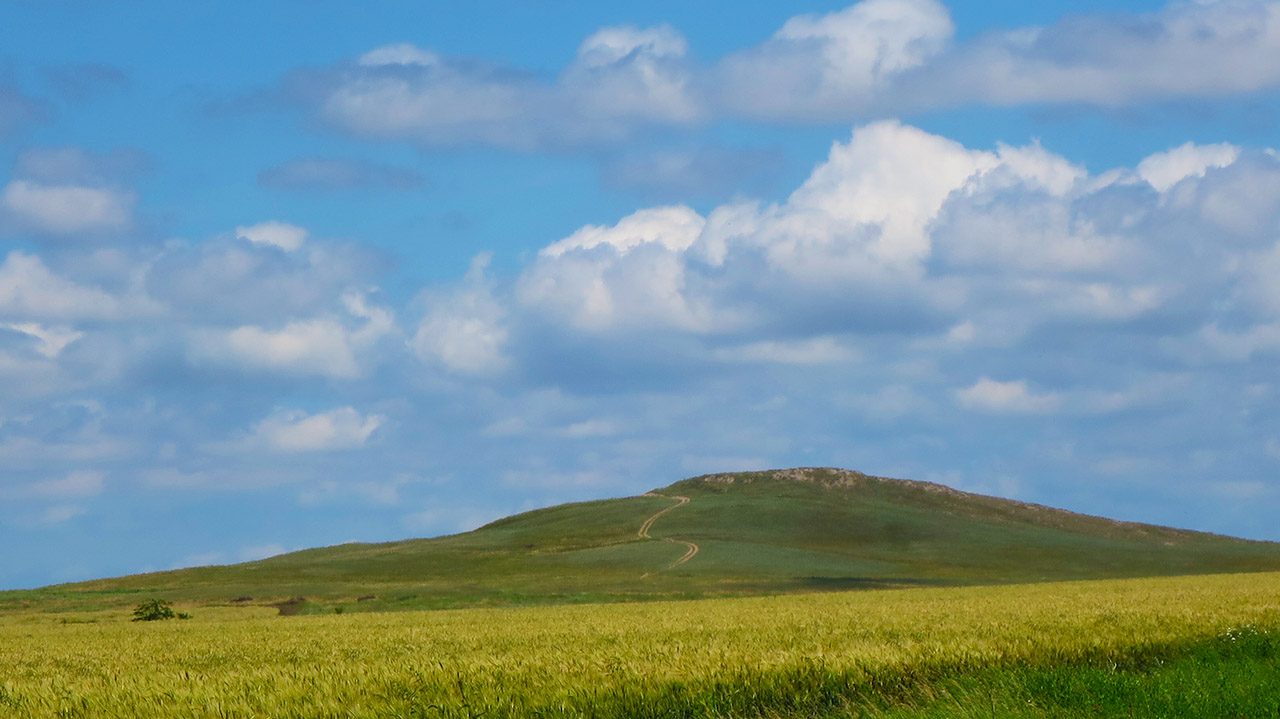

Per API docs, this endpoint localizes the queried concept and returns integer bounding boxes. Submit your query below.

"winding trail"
[639,492,700,575]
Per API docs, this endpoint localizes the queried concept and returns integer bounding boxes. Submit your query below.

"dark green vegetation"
[6,468,1280,614]
[130,598,188,621]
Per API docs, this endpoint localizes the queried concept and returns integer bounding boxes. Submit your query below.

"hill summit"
[7,467,1280,614]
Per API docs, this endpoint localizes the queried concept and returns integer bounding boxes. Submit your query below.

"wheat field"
[1,572,1277,718]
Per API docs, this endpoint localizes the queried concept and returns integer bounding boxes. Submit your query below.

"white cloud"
[3,470,105,500]
[774,120,996,268]
[411,254,509,375]
[955,378,1061,414]
[718,0,953,118]
[197,319,360,377]
[714,336,858,365]
[0,251,129,321]
[289,1,1280,148]
[28,470,104,499]
[1,180,132,236]
[298,24,699,150]
[189,291,393,378]
[235,221,307,251]
[903,0,1280,109]
[28,505,87,526]
[557,418,619,439]
[567,25,700,124]
[1138,142,1241,192]
[541,205,705,257]
[246,407,385,453]
[358,43,440,67]
[2,322,83,358]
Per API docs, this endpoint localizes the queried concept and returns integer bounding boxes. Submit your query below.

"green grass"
[860,625,1280,718]
[6,468,1280,614]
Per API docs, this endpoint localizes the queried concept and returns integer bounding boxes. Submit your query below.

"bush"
[132,599,178,622]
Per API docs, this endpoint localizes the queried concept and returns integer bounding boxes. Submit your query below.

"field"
[2,571,1278,718]
[12,469,1280,615]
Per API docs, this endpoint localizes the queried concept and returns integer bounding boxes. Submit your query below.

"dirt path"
[639,492,700,573]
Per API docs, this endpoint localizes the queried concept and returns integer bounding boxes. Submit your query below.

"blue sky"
[2,0,1279,590]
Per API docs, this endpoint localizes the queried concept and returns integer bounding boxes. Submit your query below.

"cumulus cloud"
[1,323,83,358]
[395,119,1280,425]
[713,336,858,365]
[189,291,394,378]
[903,0,1280,109]
[955,378,1061,414]
[1138,142,1242,193]
[257,157,425,191]
[1,470,105,500]
[283,22,699,149]
[1,180,134,236]
[0,251,133,321]
[276,0,1280,148]
[541,205,705,257]
[147,229,381,324]
[411,254,509,375]
[717,0,953,118]
[235,221,307,252]
[244,407,386,453]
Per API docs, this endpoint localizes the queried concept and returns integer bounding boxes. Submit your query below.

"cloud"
[717,0,953,119]
[1137,142,1242,192]
[189,291,394,379]
[955,378,1062,414]
[274,0,1280,149]
[0,251,132,321]
[1,323,83,358]
[257,157,426,191]
[713,336,858,365]
[541,205,705,257]
[26,505,87,526]
[1,180,134,236]
[410,254,509,375]
[146,230,382,323]
[2,470,105,500]
[901,0,1280,110]
[235,221,307,251]
[244,407,386,453]
[557,418,619,439]
[281,24,698,150]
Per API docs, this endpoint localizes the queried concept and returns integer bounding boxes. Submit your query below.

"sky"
[2,0,1279,590]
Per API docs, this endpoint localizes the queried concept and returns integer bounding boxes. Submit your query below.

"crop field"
[1,571,1278,718]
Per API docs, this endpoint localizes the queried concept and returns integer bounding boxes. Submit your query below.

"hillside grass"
[6,468,1280,614]
[0,572,1276,718]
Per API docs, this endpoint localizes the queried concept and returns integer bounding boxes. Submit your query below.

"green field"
[8,468,1280,615]
[1,572,1277,718]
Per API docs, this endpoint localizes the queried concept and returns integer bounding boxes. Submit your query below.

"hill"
[6,467,1280,614]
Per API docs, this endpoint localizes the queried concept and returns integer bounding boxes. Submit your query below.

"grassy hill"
[7,467,1280,614]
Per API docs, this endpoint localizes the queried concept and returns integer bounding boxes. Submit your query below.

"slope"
[6,468,1280,614]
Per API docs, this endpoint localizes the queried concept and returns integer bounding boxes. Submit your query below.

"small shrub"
[132,599,177,622]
